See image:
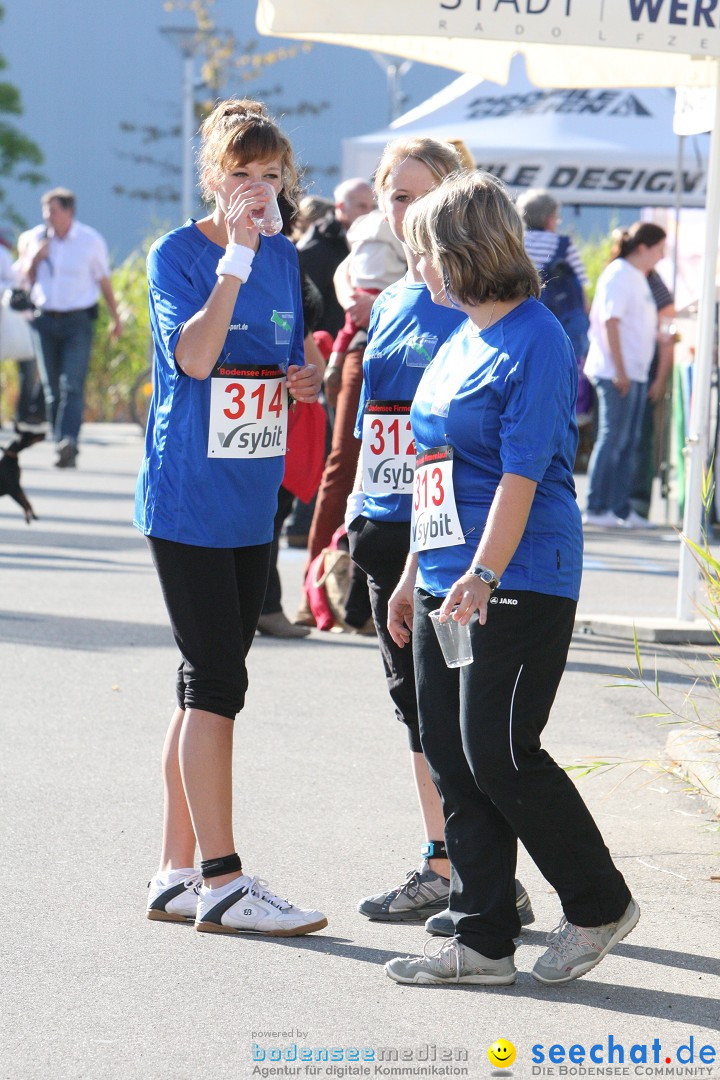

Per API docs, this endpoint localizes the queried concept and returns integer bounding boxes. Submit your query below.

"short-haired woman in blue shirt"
[385,171,638,986]
[135,99,326,937]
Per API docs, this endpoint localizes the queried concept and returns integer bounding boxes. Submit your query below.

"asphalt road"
[1,425,717,1080]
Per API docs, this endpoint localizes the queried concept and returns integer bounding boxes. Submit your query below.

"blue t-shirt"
[134,221,305,548]
[354,278,465,523]
[411,297,583,599]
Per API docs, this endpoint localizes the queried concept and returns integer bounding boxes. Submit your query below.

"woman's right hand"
[388,575,415,648]
[224,183,268,249]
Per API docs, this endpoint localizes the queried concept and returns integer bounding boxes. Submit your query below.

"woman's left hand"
[439,571,493,626]
[287,363,321,403]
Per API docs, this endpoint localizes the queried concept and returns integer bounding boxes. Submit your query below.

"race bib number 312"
[361,399,415,494]
[208,364,287,459]
[410,445,464,553]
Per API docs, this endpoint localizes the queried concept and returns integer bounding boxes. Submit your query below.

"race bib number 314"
[410,445,464,553]
[208,364,287,459]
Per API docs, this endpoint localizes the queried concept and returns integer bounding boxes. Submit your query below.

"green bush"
[577,233,614,303]
[85,248,152,422]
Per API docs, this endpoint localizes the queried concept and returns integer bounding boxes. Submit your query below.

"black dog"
[0,432,44,524]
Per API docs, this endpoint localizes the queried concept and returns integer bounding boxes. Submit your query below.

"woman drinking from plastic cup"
[385,171,638,986]
[136,99,326,937]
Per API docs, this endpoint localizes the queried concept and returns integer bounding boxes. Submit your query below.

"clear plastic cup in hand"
[429,608,473,668]
[248,182,283,236]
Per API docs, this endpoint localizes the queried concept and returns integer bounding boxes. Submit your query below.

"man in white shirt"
[20,188,122,467]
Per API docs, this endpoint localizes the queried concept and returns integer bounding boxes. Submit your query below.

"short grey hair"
[516,188,558,232]
[333,177,371,206]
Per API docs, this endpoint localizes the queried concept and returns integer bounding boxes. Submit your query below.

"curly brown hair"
[197,98,301,211]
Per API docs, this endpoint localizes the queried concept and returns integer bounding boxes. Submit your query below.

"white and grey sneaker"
[195,874,328,937]
[425,879,535,937]
[385,937,516,986]
[358,859,449,922]
[532,898,640,985]
[147,869,201,923]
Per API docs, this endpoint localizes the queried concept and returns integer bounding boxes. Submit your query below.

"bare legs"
[158,707,196,871]
[158,706,241,889]
[411,751,450,879]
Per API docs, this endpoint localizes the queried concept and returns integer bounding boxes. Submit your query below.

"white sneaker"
[622,510,653,529]
[582,510,624,527]
[147,868,201,922]
[195,874,328,937]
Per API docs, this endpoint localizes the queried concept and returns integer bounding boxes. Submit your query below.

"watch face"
[472,566,497,587]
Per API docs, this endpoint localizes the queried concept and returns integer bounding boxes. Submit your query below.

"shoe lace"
[420,936,463,983]
[183,872,203,896]
[391,866,426,901]
[545,918,596,960]
[245,876,293,912]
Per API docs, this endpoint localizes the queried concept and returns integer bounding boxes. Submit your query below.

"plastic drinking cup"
[428,608,473,668]
[248,182,283,236]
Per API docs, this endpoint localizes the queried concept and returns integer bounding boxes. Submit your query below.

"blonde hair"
[404,171,540,305]
[447,138,475,171]
[197,98,301,211]
[373,137,462,202]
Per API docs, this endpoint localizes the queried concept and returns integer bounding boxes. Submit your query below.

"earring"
[442,268,460,309]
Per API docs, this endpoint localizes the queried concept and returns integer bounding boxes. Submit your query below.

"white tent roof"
[342,60,709,208]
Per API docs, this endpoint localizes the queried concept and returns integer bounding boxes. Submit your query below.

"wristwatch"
[469,563,501,592]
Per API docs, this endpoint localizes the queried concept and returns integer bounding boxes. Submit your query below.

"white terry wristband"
[216,243,255,283]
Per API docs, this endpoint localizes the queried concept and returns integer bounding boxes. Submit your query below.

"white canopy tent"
[343,61,709,208]
[257,0,720,622]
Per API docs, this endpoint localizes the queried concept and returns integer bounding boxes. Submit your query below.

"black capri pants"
[147,536,272,720]
[347,515,421,753]
[413,587,632,960]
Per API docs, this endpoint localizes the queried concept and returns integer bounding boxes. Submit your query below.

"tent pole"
[676,61,720,620]
[673,133,684,297]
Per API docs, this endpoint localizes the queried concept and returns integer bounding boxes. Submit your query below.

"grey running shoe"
[358,860,449,922]
[425,879,535,937]
[386,937,516,986]
[532,898,640,985]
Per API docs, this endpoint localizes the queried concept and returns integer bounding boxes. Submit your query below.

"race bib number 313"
[208,364,287,459]
[410,445,464,553]
[361,399,415,494]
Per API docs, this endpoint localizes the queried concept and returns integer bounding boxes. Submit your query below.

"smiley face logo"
[488,1039,516,1069]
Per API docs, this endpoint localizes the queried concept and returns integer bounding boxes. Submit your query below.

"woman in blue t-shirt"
[385,171,638,987]
[346,136,462,923]
[135,99,326,937]
[347,137,534,935]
